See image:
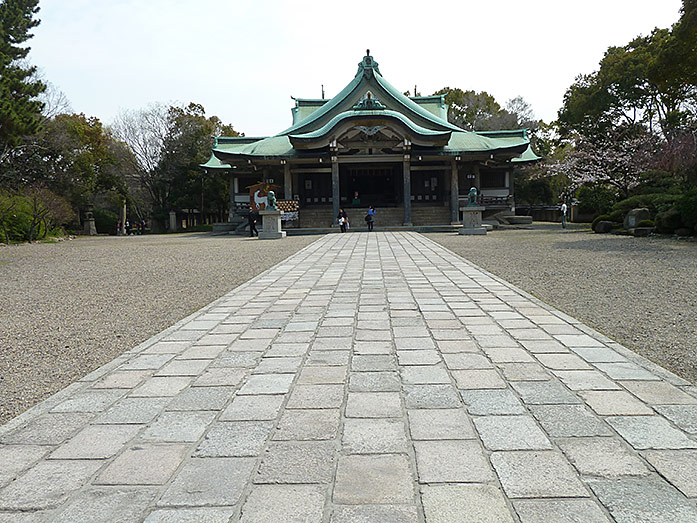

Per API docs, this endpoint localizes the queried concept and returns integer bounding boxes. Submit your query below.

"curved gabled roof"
[211,52,539,163]
[278,53,463,137]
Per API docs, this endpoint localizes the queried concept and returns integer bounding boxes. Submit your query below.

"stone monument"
[259,191,286,239]
[459,187,486,235]
[83,206,97,236]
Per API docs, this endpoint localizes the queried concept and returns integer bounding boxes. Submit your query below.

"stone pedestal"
[259,210,286,239]
[83,217,97,236]
[459,206,487,235]
[169,211,178,232]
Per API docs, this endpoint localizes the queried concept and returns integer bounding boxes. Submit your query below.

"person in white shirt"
[560,202,568,229]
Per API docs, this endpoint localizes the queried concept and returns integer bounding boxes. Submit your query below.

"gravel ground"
[428,224,697,385]
[0,233,317,424]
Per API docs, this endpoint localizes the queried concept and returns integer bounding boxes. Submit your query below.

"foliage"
[636,219,654,227]
[591,214,612,230]
[515,177,553,206]
[655,208,684,233]
[612,193,680,217]
[112,102,240,228]
[576,184,617,215]
[558,22,696,140]
[0,0,45,153]
[675,188,697,228]
[93,207,118,235]
[431,88,540,132]
[548,127,659,198]
[0,187,73,243]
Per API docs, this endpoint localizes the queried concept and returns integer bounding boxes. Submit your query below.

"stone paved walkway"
[2,232,697,522]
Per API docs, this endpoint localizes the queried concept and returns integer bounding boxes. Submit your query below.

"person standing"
[337,208,349,233]
[248,207,259,237]
[125,219,131,235]
[365,206,376,231]
[560,202,568,229]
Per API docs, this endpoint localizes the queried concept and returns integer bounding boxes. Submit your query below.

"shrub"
[608,209,625,223]
[675,189,697,229]
[655,208,683,233]
[636,219,654,227]
[577,184,616,215]
[612,194,680,217]
[93,208,119,235]
[591,214,611,230]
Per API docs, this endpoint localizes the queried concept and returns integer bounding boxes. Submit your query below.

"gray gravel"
[428,224,697,385]
[0,233,317,424]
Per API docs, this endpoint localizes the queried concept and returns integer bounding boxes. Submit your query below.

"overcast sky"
[28,0,683,136]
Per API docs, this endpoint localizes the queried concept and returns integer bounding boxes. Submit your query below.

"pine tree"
[0,0,46,149]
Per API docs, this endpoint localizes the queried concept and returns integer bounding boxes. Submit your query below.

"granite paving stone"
[474,415,552,450]
[607,415,697,449]
[333,454,414,504]
[403,384,461,409]
[348,371,401,391]
[414,440,494,482]
[330,505,418,523]
[51,487,158,523]
[642,450,697,497]
[50,424,141,459]
[460,389,526,415]
[219,394,285,421]
[96,444,189,485]
[621,380,697,405]
[587,476,697,522]
[342,418,408,453]
[255,441,335,484]
[240,484,325,523]
[513,499,611,523]
[421,484,514,523]
[287,384,345,409]
[580,390,654,416]
[165,386,234,411]
[452,369,507,389]
[0,445,49,487]
[237,374,294,395]
[0,460,103,510]
[654,405,697,433]
[274,409,340,440]
[407,408,475,440]
[140,411,215,442]
[345,392,402,417]
[558,437,650,478]
[530,404,614,437]
[491,450,589,498]
[194,421,273,456]
[157,457,255,506]
[511,380,582,405]
[1,413,94,445]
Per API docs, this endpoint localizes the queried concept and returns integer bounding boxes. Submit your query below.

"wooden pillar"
[228,173,235,222]
[507,169,515,211]
[331,156,340,224]
[403,154,412,225]
[283,163,291,200]
[474,164,481,191]
[450,159,459,224]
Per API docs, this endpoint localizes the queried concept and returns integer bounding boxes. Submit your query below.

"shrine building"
[203,51,539,229]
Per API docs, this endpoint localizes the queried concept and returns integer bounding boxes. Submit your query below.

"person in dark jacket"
[248,208,259,237]
[337,208,349,233]
[365,206,376,231]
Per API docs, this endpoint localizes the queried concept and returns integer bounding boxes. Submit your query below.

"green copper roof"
[211,52,539,163]
[289,109,450,145]
[278,53,462,137]
[511,144,542,163]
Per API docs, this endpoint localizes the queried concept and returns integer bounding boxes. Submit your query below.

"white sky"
[28,0,683,136]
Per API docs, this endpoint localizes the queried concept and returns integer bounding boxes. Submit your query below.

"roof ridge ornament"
[353,91,386,111]
[357,50,381,76]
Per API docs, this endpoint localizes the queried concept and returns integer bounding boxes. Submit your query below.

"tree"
[549,127,659,198]
[0,0,45,154]
[433,87,517,130]
[113,102,241,228]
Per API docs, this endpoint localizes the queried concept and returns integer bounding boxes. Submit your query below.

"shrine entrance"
[340,163,402,207]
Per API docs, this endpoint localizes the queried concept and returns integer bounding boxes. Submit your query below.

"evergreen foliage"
[0,0,45,149]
